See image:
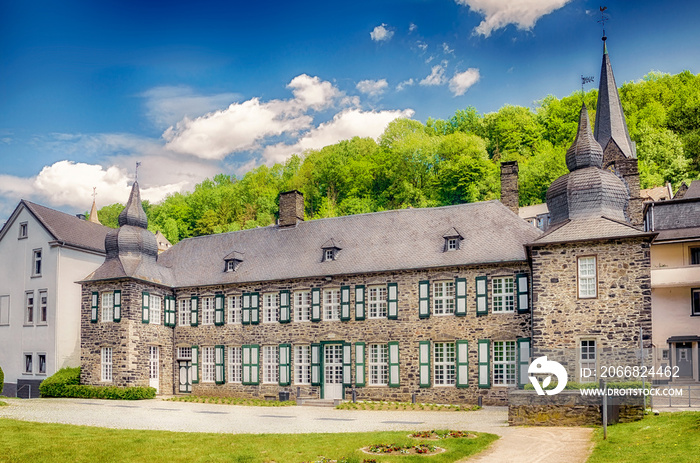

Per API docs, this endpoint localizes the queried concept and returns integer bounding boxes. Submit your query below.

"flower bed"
[362,443,445,456]
[409,430,477,440]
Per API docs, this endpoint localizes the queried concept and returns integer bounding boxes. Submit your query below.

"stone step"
[297,398,340,407]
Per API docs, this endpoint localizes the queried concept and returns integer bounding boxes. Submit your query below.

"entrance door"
[323,344,343,400]
[676,343,693,378]
[179,361,192,393]
[149,346,160,393]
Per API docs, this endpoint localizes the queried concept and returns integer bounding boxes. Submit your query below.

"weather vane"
[135,161,142,181]
[598,6,609,42]
[92,186,97,200]
[581,75,595,100]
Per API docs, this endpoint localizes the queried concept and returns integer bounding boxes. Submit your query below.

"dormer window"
[446,238,458,251]
[226,260,236,272]
[321,238,342,262]
[442,227,463,252]
[324,249,335,261]
[223,250,244,272]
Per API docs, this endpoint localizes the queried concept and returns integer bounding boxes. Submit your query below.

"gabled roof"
[0,200,109,254]
[530,216,652,245]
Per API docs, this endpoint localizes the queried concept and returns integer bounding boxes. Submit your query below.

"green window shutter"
[279,290,291,324]
[141,292,150,324]
[163,296,170,326]
[456,340,469,388]
[242,293,251,325]
[167,296,175,327]
[190,296,199,326]
[354,285,365,320]
[516,273,530,314]
[311,288,321,322]
[387,283,398,320]
[476,276,488,316]
[242,345,252,384]
[250,293,260,325]
[90,292,98,323]
[455,278,467,316]
[215,294,225,326]
[342,342,352,386]
[249,344,260,385]
[419,341,431,387]
[355,343,365,387]
[478,339,491,388]
[279,344,291,386]
[215,345,225,384]
[311,343,321,386]
[191,346,200,384]
[340,286,351,321]
[418,281,430,319]
[517,338,531,388]
[113,290,122,322]
[388,341,400,387]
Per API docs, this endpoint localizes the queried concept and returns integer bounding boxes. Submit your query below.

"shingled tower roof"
[594,40,636,158]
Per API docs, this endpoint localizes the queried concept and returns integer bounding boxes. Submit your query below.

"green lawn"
[588,412,700,463]
[0,419,498,463]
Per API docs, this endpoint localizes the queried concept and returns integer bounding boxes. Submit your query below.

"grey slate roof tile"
[530,216,651,245]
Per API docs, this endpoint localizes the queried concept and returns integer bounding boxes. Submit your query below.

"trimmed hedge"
[40,367,155,400]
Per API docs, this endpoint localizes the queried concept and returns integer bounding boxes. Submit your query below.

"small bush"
[0,365,4,395]
[39,367,155,400]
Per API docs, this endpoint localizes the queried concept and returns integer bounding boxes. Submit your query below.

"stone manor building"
[79,40,655,404]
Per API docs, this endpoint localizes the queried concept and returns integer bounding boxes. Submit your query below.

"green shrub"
[0,365,4,395]
[39,367,155,400]
[524,380,649,391]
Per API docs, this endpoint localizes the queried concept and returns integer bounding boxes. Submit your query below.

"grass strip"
[166,396,296,407]
[336,401,480,412]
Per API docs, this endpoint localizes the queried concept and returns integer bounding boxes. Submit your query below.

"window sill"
[23,323,35,327]
[31,275,42,279]
[492,384,517,388]
[367,384,388,387]
[432,313,456,317]
[491,311,516,314]
[22,372,34,376]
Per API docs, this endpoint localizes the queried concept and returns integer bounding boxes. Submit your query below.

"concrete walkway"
[0,398,593,462]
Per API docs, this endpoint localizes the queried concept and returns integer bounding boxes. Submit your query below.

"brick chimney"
[500,161,519,215]
[278,190,304,227]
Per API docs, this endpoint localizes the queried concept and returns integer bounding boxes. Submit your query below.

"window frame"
[228,346,242,383]
[294,345,311,385]
[25,291,34,325]
[202,346,215,383]
[323,249,335,261]
[18,222,28,239]
[367,285,388,319]
[227,295,241,324]
[101,347,113,382]
[690,247,700,265]
[323,288,341,321]
[492,276,515,313]
[262,292,279,323]
[38,290,48,324]
[37,353,47,375]
[201,296,215,325]
[294,290,311,322]
[433,342,456,386]
[101,292,114,323]
[579,339,597,382]
[432,281,455,316]
[0,295,9,326]
[369,343,389,386]
[178,298,190,326]
[23,353,33,374]
[263,345,279,384]
[31,248,42,277]
[446,237,458,251]
[577,255,598,299]
[149,294,162,325]
[492,341,517,386]
[692,288,700,316]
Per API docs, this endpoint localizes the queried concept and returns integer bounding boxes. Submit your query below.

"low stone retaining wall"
[508,390,644,426]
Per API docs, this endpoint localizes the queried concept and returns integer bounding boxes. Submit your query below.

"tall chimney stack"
[278,190,304,227]
[500,161,519,215]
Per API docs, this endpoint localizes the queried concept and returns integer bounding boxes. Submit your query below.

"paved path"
[0,398,593,462]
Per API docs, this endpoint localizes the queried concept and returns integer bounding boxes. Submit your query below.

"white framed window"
[0,295,9,325]
[493,341,517,386]
[294,291,311,322]
[323,288,340,321]
[578,256,597,298]
[433,281,455,315]
[434,342,456,386]
[202,346,215,382]
[368,286,387,319]
[324,249,335,261]
[177,347,192,360]
[101,347,112,382]
[32,249,42,276]
[263,293,279,323]
[25,291,34,324]
[369,344,388,386]
[492,277,515,313]
[202,297,215,325]
[263,345,279,384]
[226,260,236,272]
[228,346,242,383]
[662,349,669,360]
[150,295,162,325]
[178,298,190,326]
[18,222,28,239]
[38,353,46,375]
[692,288,700,316]
[38,290,48,324]
[101,292,114,322]
[227,295,241,324]
[294,345,311,385]
[446,238,458,251]
[579,339,596,382]
[23,353,33,374]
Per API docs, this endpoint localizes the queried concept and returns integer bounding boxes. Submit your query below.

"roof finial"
[135,161,142,182]
[92,187,97,200]
[89,187,101,224]
[598,6,609,51]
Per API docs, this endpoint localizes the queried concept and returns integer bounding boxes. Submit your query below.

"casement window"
[323,288,340,321]
[263,345,279,384]
[324,249,335,261]
[177,347,192,359]
[434,342,456,386]
[579,339,596,382]
[24,353,33,374]
[690,247,700,265]
[38,290,48,324]
[202,346,215,382]
[202,296,215,325]
[101,292,114,322]
[369,344,388,386]
[492,277,515,313]
[294,345,311,385]
[263,293,279,323]
[25,291,34,324]
[433,281,455,315]
[279,344,291,386]
[228,346,242,383]
[38,353,46,375]
[294,291,311,322]
[0,295,9,325]
[178,299,190,326]
[32,249,42,277]
[446,238,458,251]
[101,347,113,382]
[368,286,387,319]
[578,256,597,298]
[227,295,241,324]
[692,288,700,316]
[493,341,517,386]
[150,294,162,325]
[18,222,28,239]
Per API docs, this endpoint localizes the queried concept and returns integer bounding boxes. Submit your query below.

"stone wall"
[500,161,519,215]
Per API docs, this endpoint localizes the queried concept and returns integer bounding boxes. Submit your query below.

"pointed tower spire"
[118,181,148,229]
[566,103,604,172]
[88,187,101,225]
[593,41,636,159]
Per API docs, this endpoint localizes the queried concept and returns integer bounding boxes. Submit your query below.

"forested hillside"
[95,71,700,244]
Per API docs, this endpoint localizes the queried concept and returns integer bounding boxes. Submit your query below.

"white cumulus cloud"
[396,79,414,91]
[449,68,481,96]
[420,64,447,86]
[356,79,389,97]
[455,0,573,37]
[370,24,394,42]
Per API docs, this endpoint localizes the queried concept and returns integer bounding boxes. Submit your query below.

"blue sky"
[1,0,699,221]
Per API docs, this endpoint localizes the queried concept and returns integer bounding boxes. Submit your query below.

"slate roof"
[156,200,542,288]
[683,180,700,199]
[530,216,651,245]
[0,200,110,254]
